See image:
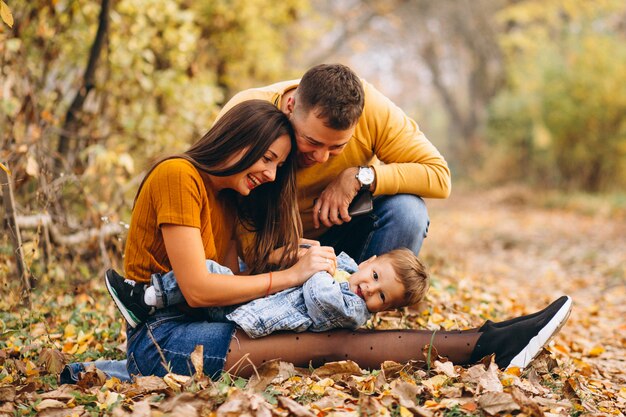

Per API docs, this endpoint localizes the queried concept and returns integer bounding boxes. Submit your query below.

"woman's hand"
[288,245,337,286]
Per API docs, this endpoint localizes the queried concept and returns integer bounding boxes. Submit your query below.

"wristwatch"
[356,166,375,192]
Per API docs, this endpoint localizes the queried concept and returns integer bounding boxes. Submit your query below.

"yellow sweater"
[124,159,234,282]
[217,79,451,239]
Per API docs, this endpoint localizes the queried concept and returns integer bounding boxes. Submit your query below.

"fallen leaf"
[190,345,203,377]
[35,399,66,411]
[588,345,605,357]
[0,385,15,402]
[247,360,296,392]
[389,379,424,408]
[277,396,316,417]
[478,391,520,415]
[216,389,272,417]
[312,360,362,378]
[39,348,66,374]
[434,360,458,377]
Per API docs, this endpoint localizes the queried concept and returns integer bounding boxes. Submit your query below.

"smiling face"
[223,134,292,196]
[288,102,355,169]
[348,256,407,313]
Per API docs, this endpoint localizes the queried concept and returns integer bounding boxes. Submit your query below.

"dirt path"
[419,187,626,404]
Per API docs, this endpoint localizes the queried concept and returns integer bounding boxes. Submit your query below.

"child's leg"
[151,260,235,308]
[105,260,236,328]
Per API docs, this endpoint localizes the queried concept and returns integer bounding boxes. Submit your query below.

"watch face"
[358,167,375,185]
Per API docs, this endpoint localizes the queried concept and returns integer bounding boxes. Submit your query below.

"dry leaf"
[433,360,458,378]
[511,386,545,417]
[34,399,66,411]
[39,385,78,400]
[389,379,424,408]
[77,367,107,389]
[277,396,316,417]
[478,391,520,415]
[0,386,15,402]
[247,360,296,392]
[216,389,272,417]
[0,1,13,28]
[190,345,203,377]
[312,360,362,378]
[39,348,66,374]
[462,362,502,394]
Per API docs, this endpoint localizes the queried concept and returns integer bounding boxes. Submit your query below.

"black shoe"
[479,294,571,330]
[104,269,154,328]
[470,296,572,370]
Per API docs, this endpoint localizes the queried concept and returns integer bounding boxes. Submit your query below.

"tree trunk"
[56,0,110,172]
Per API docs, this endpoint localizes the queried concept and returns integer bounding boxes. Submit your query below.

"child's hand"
[291,245,336,285]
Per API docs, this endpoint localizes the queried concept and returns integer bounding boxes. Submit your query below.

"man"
[217,64,451,261]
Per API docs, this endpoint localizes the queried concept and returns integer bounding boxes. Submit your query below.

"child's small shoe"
[104,269,155,328]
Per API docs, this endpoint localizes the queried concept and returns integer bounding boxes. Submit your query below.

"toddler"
[105,248,429,338]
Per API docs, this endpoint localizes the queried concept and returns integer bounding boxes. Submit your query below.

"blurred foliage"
[1,0,625,286]
[486,0,626,191]
[0,0,309,277]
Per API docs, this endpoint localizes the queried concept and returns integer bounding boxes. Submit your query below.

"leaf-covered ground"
[1,186,625,416]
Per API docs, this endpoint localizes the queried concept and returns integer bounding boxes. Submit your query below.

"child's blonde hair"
[379,248,429,308]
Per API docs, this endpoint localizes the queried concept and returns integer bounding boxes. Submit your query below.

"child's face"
[348,256,405,313]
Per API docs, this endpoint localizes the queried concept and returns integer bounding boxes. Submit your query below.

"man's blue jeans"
[318,194,429,263]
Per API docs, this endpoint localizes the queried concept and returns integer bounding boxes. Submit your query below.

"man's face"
[289,106,355,168]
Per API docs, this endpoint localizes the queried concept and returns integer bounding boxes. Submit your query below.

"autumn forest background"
[1,0,625,416]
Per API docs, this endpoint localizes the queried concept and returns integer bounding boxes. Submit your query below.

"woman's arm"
[162,224,336,307]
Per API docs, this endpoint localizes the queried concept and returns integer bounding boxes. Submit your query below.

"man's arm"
[363,80,451,198]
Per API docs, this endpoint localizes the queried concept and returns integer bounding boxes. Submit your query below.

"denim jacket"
[152,252,371,338]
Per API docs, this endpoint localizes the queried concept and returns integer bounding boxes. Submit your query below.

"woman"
[65,100,571,382]
[118,100,338,378]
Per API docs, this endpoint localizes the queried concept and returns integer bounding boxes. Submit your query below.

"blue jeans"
[319,194,429,263]
[61,308,236,384]
[126,308,236,379]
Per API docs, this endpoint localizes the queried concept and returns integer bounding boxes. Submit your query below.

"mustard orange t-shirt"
[123,159,235,283]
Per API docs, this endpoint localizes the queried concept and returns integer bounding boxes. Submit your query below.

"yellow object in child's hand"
[333,270,351,283]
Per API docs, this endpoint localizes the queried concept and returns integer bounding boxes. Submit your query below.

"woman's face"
[227,134,292,196]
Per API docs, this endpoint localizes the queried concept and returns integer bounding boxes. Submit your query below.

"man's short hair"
[295,64,365,130]
[381,248,429,308]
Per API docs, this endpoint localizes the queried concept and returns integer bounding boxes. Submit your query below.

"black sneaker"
[104,269,154,328]
[470,295,572,370]
[480,294,571,330]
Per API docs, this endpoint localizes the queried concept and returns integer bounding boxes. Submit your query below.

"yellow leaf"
[588,346,605,357]
[64,324,77,339]
[424,400,439,408]
[0,0,13,28]
[0,161,10,175]
[76,342,89,355]
[103,377,121,390]
[310,377,334,395]
[25,360,40,376]
[504,366,521,376]
[399,406,412,417]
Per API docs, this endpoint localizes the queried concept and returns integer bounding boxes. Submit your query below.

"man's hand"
[313,167,360,229]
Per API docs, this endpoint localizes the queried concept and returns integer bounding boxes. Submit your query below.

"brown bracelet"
[265,271,273,297]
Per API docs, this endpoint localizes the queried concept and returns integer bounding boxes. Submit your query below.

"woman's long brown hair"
[135,100,302,274]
